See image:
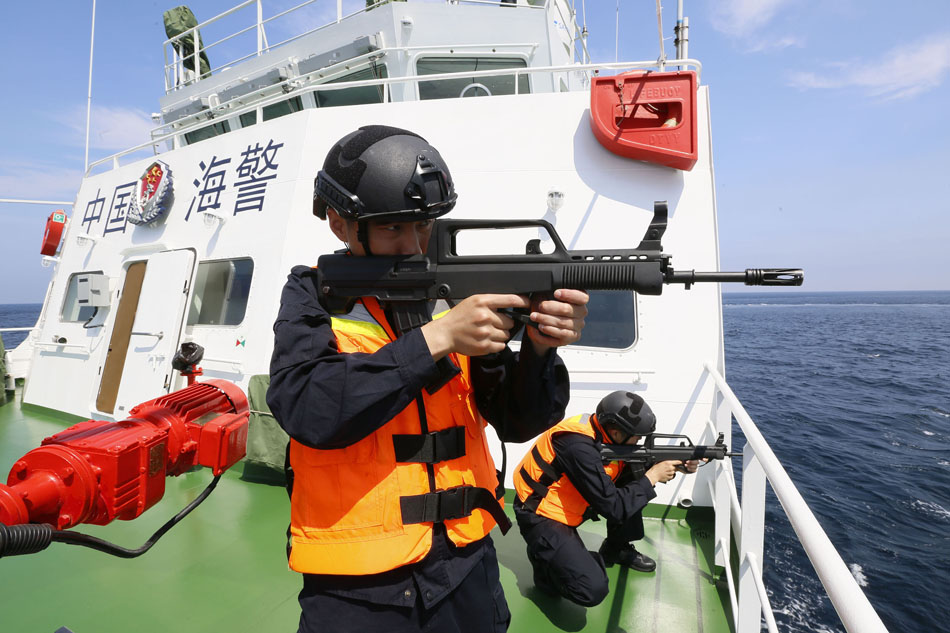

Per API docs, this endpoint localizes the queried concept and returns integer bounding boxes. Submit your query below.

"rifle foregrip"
[562,262,664,295]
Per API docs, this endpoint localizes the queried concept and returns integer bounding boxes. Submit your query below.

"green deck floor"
[0,390,733,633]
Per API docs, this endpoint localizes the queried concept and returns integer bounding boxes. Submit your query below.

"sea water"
[724,291,949,633]
[2,293,947,632]
[0,303,41,350]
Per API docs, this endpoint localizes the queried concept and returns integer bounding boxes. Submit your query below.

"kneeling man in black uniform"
[512,391,698,606]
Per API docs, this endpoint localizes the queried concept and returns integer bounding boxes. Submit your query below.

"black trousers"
[296,546,510,633]
[515,508,644,607]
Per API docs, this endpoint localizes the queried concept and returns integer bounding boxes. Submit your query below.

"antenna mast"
[84,0,97,173]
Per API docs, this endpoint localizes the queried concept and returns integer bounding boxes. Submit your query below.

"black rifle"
[599,432,737,466]
[315,200,802,389]
[316,200,802,320]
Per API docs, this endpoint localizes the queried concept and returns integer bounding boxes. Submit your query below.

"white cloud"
[89,106,156,151]
[0,159,83,202]
[746,35,805,53]
[788,34,950,100]
[53,105,155,153]
[712,0,797,38]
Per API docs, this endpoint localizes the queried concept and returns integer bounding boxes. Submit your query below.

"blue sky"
[1,0,948,303]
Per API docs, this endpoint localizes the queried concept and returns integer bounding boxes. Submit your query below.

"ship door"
[96,249,195,415]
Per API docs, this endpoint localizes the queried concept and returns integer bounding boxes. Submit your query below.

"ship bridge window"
[239,96,304,127]
[313,64,389,108]
[570,291,636,349]
[184,120,231,146]
[416,57,529,101]
[187,258,254,326]
[61,271,108,322]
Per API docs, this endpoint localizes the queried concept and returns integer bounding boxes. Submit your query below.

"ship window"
[508,291,636,350]
[61,272,103,322]
[239,96,304,127]
[187,258,254,326]
[314,64,389,108]
[184,120,231,145]
[416,57,529,100]
[570,291,636,349]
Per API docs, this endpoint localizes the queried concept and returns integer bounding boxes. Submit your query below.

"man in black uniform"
[512,391,698,607]
[267,125,589,632]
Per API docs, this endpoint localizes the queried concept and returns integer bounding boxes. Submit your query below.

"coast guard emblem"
[130,160,174,225]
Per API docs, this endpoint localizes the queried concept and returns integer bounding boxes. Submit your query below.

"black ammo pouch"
[400,486,512,534]
[393,427,466,463]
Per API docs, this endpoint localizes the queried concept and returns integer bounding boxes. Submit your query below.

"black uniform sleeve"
[266,266,444,449]
[267,266,570,450]
[469,343,570,443]
[552,432,656,524]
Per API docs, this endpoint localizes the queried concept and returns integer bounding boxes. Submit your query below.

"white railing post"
[746,552,780,633]
[738,442,766,633]
[713,387,731,569]
[191,27,200,84]
[257,0,264,55]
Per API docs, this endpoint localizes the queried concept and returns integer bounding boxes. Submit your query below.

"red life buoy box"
[589,70,698,171]
[40,210,67,256]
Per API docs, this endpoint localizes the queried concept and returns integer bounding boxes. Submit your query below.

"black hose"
[0,475,221,559]
[0,522,53,557]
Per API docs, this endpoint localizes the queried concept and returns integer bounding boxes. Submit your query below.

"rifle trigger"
[498,308,539,330]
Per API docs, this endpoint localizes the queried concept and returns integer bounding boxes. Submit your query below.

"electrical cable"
[0,475,221,559]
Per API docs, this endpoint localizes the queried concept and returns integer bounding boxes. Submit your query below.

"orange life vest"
[287,297,506,575]
[513,414,623,527]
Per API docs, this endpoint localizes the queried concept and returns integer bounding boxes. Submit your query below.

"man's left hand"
[527,289,589,353]
[680,459,701,473]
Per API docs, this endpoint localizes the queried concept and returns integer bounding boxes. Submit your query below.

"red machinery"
[0,380,248,532]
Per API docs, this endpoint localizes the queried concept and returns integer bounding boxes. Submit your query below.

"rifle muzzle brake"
[744,268,804,286]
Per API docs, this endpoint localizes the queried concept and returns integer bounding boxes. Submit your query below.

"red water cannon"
[0,379,248,558]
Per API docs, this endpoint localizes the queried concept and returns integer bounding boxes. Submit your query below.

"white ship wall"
[27,86,723,507]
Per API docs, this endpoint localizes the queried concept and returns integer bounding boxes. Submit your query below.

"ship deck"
[0,390,732,633]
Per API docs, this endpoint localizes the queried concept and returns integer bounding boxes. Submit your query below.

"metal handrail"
[158,40,541,115]
[703,361,889,633]
[33,341,91,354]
[0,198,73,206]
[90,56,701,174]
[162,0,552,92]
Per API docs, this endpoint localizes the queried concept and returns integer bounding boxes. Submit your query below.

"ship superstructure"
[1,2,887,632]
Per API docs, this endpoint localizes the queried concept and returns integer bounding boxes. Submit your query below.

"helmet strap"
[357,219,373,256]
[591,414,608,443]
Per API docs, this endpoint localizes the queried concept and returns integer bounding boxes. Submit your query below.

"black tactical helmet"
[596,391,656,438]
[313,124,457,223]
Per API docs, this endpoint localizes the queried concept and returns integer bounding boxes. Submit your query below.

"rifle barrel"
[667,268,803,286]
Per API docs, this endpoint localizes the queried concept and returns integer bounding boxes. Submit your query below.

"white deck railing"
[163,0,574,93]
[89,56,701,175]
[702,362,889,633]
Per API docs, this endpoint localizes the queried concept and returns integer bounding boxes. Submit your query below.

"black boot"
[598,541,656,572]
